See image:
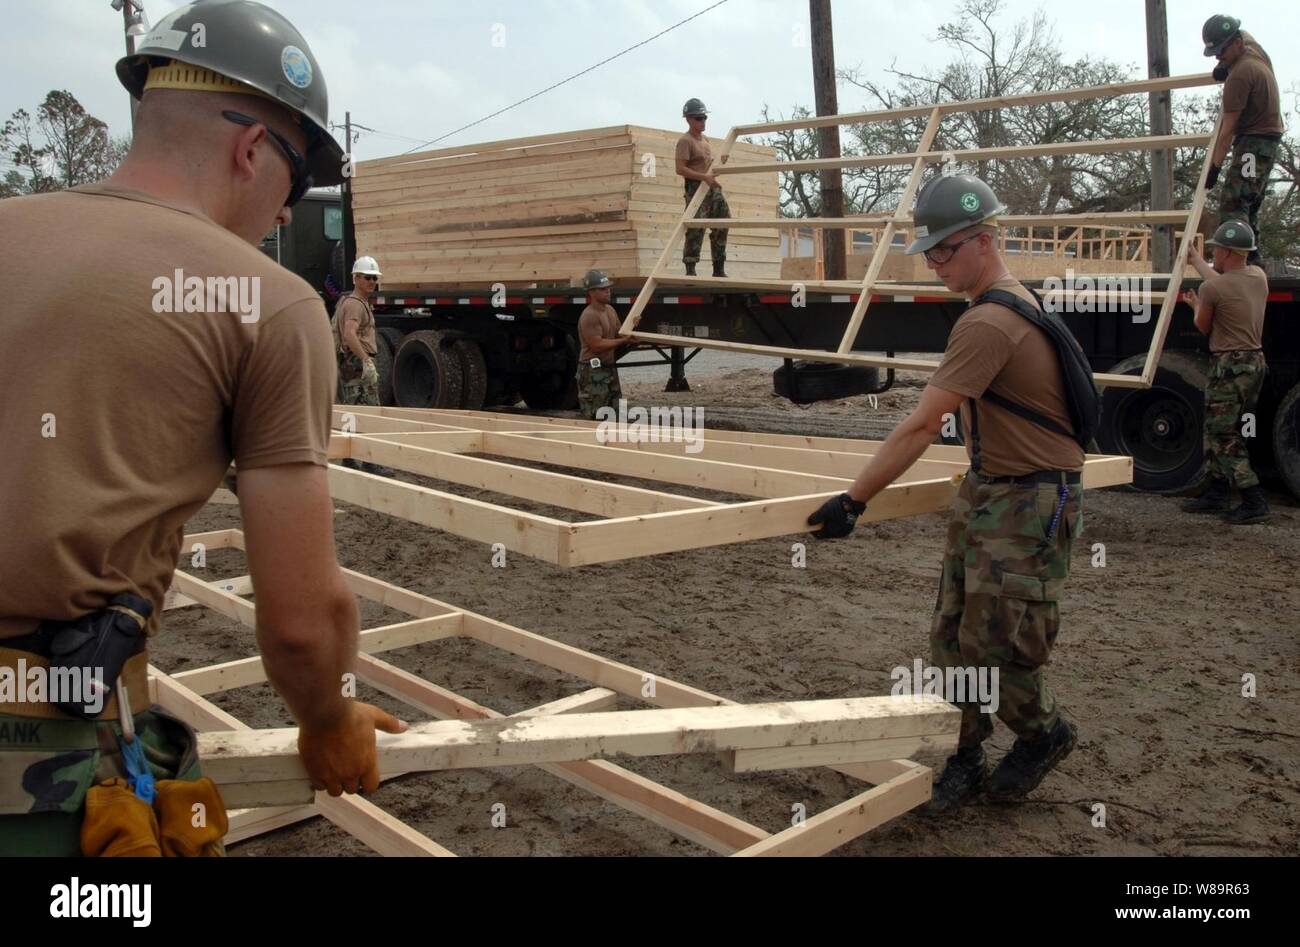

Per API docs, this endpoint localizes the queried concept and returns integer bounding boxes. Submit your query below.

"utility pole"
[809,0,845,280]
[1145,0,1174,272]
[342,111,356,271]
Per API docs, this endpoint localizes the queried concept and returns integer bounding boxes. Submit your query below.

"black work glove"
[1212,63,1230,82]
[807,492,867,539]
[1206,163,1222,190]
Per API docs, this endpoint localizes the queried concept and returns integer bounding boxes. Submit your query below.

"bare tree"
[1,90,129,199]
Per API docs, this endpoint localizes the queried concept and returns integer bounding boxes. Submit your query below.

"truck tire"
[1097,352,1210,493]
[773,361,882,404]
[393,330,464,409]
[1271,381,1300,501]
[375,328,404,406]
[451,338,488,410]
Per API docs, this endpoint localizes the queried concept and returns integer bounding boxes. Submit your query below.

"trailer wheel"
[393,330,464,408]
[451,338,488,410]
[773,361,882,404]
[1097,352,1210,493]
[1271,381,1300,501]
[375,328,404,406]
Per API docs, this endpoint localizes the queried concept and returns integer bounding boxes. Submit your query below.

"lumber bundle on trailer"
[352,126,780,290]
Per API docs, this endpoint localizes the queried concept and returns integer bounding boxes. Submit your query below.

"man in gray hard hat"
[575,269,633,419]
[0,0,405,854]
[808,173,1089,815]
[1180,221,1270,523]
[1201,14,1284,266]
[676,98,731,278]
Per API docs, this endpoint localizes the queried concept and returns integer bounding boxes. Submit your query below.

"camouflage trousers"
[0,708,215,856]
[1220,135,1280,244]
[1205,349,1267,489]
[338,352,380,406]
[930,474,1082,748]
[577,364,622,421]
[683,180,731,266]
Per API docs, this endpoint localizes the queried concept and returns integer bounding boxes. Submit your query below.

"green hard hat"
[682,98,709,117]
[117,0,344,186]
[582,269,613,290]
[905,173,1008,255]
[1206,219,1256,251]
[1202,14,1242,57]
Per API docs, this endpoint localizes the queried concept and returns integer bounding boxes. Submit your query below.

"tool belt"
[973,470,1081,487]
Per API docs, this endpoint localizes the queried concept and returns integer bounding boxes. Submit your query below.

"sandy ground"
[157,360,1300,857]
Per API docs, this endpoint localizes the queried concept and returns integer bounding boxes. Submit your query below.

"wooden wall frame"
[322,406,1133,566]
[616,72,1222,390]
[158,528,959,856]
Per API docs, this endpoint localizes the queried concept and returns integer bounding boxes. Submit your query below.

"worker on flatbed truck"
[1202,14,1284,266]
[808,174,1093,814]
[676,98,731,278]
[576,269,635,420]
[0,0,404,855]
[1180,221,1270,524]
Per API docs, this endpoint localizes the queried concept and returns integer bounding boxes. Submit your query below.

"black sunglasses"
[922,231,983,264]
[223,110,313,206]
[358,274,379,281]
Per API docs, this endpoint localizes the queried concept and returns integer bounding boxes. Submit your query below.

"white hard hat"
[352,256,383,276]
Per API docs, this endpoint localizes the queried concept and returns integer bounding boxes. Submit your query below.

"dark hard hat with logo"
[1202,14,1242,57]
[682,98,709,117]
[905,173,1008,255]
[1206,219,1257,252]
[116,0,344,186]
[582,269,613,290]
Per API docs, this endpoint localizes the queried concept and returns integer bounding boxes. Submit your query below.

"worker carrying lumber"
[807,173,1096,813]
[1201,14,1284,267]
[333,255,395,476]
[576,269,635,419]
[1180,221,1270,523]
[0,0,406,855]
[676,98,731,278]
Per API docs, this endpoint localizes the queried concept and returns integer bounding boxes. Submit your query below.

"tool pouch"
[44,592,151,720]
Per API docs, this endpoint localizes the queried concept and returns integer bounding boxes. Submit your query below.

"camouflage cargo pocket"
[0,715,101,816]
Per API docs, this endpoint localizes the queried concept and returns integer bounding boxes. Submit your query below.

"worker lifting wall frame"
[617,73,1222,391]
[157,528,959,857]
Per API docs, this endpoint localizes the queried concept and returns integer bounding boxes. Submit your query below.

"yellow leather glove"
[155,778,229,857]
[80,779,162,857]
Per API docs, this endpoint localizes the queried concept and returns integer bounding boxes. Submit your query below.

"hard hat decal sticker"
[281,46,313,89]
[1226,228,1237,238]
[914,225,929,237]
[960,192,981,213]
[142,28,188,51]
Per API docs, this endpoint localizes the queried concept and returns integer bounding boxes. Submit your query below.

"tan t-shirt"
[1201,266,1268,352]
[1223,46,1283,136]
[929,278,1085,476]
[332,293,376,356]
[577,303,621,364]
[0,183,336,638]
[675,134,712,176]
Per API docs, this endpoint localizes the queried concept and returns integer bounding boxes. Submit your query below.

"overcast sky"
[4,0,1296,164]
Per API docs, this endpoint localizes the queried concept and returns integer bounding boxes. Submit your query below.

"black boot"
[684,262,697,276]
[1221,485,1269,524]
[712,259,727,278]
[986,717,1077,801]
[1182,477,1230,513]
[924,744,987,814]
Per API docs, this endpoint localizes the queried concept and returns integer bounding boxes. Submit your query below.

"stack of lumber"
[353,126,780,290]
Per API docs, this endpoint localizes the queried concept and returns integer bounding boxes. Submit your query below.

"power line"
[399,0,731,154]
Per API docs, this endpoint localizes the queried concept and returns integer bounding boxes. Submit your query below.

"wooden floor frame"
[157,527,953,857]
[617,72,1221,390]
[326,406,1133,566]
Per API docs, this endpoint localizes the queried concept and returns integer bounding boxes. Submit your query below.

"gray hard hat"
[1202,14,1242,57]
[1206,219,1256,251]
[117,0,344,186]
[905,173,1008,255]
[682,98,708,117]
[582,269,613,290]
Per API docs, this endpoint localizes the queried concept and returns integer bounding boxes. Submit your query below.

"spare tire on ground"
[773,361,882,404]
[393,330,465,408]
